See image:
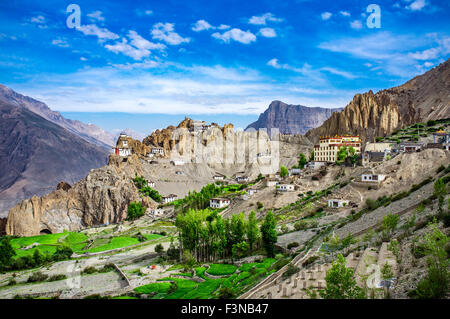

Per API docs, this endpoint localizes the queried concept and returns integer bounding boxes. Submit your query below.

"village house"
[175,171,184,175]
[146,152,154,158]
[364,142,392,153]
[213,173,225,181]
[328,199,349,208]
[266,179,279,187]
[235,176,249,183]
[150,208,165,216]
[307,161,326,170]
[361,173,386,183]
[209,197,231,209]
[314,135,361,163]
[290,168,301,175]
[246,188,259,196]
[277,184,295,192]
[148,181,155,188]
[361,151,388,167]
[171,160,184,166]
[151,147,165,156]
[162,194,178,204]
[399,142,424,153]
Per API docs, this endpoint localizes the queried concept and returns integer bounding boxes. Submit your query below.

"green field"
[133,258,276,299]
[206,264,237,276]
[9,231,164,258]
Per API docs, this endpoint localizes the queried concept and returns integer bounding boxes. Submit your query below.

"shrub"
[27,271,48,283]
[99,263,115,273]
[257,202,263,209]
[127,201,146,220]
[282,263,300,279]
[287,242,299,249]
[52,245,73,262]
[48,274,67,281]
[155,243,164,254]
[82,266,97,275]
[218,286,235,299]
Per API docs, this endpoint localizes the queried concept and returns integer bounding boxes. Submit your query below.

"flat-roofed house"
[209,198,231,209]
[328,199,349,208]
[236,176,249,183]
[162,194,178,203]
[277,184,295,192]
[361,173,386,183]
[213,173,225,181]
[151,147,165,156]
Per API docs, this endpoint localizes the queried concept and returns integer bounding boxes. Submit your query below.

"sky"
[0,0,449,136]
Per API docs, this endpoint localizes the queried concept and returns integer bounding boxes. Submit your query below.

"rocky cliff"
[0,218,6,236]
[0,84,115,148]
[6,155,144,237]
[0,101,109,218]
[306,59,450,142]
[245,101,342,135]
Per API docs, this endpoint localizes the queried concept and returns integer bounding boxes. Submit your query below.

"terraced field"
[131,258,276,299]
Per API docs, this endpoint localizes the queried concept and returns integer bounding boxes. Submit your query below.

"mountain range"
[0,90,110,217]
[306,59,450,141]
[245,101,341,135]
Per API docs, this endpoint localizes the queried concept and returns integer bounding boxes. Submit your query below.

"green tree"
[319,254,366,299]
[127,201,146,220]
[247,211,259,250]
[382,212,399,235]
[433,178,446,217]
[280,166,289,178]
[336,146,348,163]
[33,249,45,265]
[155,243,164,254]
[0,237,16,270]
[261,211,277,257]
[232,241,249,259]
[298,153,307,169]
[414,222,449,299]
[309,150,314,162]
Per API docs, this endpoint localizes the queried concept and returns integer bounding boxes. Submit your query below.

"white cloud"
[80,57,88,61]
[267,58,281,68]
[104,38,150,60]
[340,11,351,17]
[31,15,45,24]
[212,28,256,44]
[408,47,440,60]
[51,38,69,48]
[423,61,433,67]
[321,12,332,20]
[248,13,282,25]
[192,20,214,32]
[259,28,276,38]
[218,24,230,30]
[151,22,190,45]
[320,67,357,79]
[136,9,153,16]
[318,32,448,77]
[87,11,105,22]
[350,20,363,29]
[406,0,427,11]
[128,30,166,50]
[76,24,119,40]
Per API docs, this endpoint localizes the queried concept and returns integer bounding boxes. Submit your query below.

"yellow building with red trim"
[314,135,361,162]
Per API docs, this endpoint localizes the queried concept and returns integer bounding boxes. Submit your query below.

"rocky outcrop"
[56,182,72,192]
[246,101,342,135]
[306,58,450,142]
[306,90,401,142]
[6,155,143,237]
[0,101,109,218]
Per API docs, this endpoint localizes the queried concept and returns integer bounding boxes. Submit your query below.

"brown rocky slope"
[6,155,145,237]
[306,58,450,142]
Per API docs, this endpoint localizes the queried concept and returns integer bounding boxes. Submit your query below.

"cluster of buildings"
[314,135,361,163]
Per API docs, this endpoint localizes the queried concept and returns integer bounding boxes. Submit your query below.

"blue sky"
[0,0,449,136]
